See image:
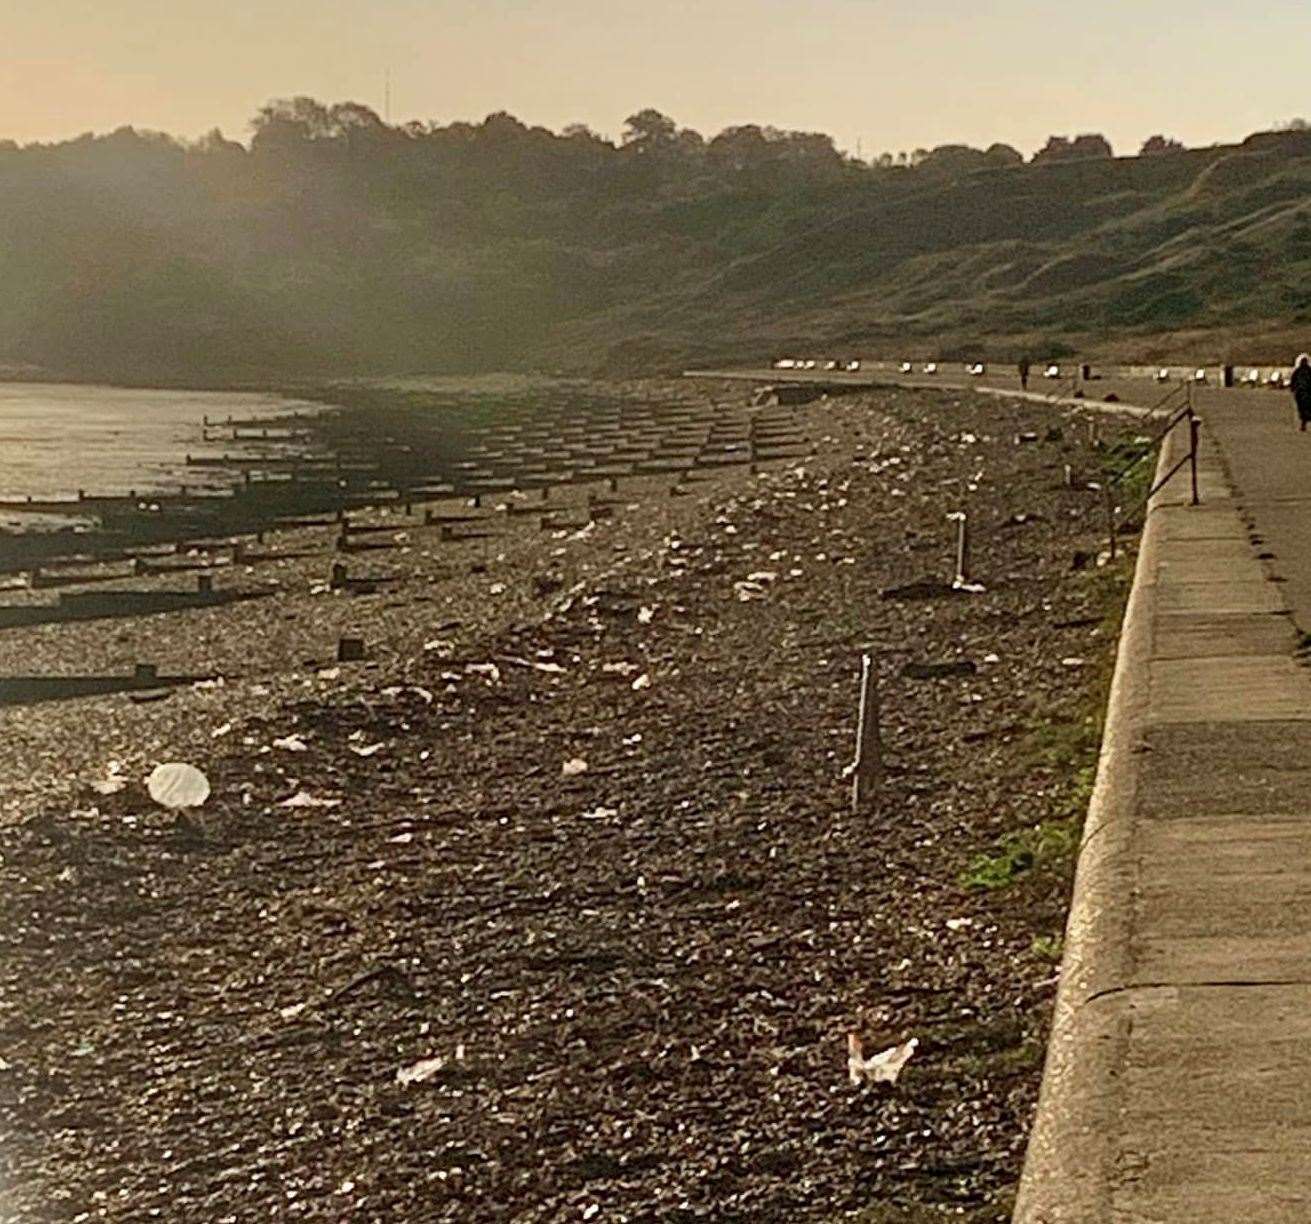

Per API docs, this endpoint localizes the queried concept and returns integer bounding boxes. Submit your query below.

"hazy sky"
[7,0,1311,156]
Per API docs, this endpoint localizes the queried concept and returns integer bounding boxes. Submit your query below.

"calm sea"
[0,383,318,529]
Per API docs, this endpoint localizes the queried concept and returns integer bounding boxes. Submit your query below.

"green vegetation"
[1030,933,1065,961]
[5,102,1311,383]
[961,557,1132,894]
[962,820,1081,891]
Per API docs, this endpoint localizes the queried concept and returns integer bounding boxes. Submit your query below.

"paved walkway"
[1016,390,1311,1222]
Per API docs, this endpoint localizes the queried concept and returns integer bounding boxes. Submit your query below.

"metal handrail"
[1103,382,1199,559]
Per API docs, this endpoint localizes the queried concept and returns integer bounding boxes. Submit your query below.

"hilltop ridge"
[3,106,1311,384]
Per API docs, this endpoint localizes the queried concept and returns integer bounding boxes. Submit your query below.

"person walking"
[1292,354,1311,431]
[1018,355,1032,391]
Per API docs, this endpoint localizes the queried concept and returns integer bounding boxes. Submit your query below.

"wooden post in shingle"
[849,654,884,814]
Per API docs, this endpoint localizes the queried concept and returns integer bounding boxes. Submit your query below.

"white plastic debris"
[581,806,618,821]
[279,1003,307,1021]
[489,582,507,595]
[279,791,342,810]
[637,606,655,624]
[146,763,211,811]
[1061,657,1087,668]
[562,758,589,777]
[272,734,309,752]
[847,1034,919,1087]
[466,662,502,683]
[396,1056,446,1086]
[945,917,973,932]
[90,761,128,795]
[351,743,386,758]
[631,674,651,691]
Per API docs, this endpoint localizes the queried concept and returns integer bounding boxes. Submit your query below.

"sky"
[6,0,1311,157]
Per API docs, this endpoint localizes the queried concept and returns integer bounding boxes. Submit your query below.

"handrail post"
[1189,412,1201,506]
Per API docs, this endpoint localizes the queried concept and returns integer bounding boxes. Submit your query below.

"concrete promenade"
[1017,387,1311,1221]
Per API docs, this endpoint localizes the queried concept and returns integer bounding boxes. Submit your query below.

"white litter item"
[631,674,651,691]
[351,743,386,758]
[279,791,342,810]
[489,582,507,595]
[91,761,128,795]
[562,758,589,777]
[146,763,211,811]
[272,734,309,752]
[637,606,655,624]
[847,1034,919,1086]
[581,806,618,821]
[396,1056,446,1086]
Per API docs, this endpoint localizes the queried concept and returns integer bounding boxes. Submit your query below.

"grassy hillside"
[3,111,1311,384]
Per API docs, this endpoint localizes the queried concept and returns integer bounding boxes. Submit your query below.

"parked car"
[1156,368,1171,382]
[1267,370,1287,388]
[1193,368,1208,383]
[1244,368,1261,385]
[845,360,862,372]
[773,358,796,369]
[967,362,986,376]
[899,361,913,374]
[1044,364,1061,379]
[923,362,938,375]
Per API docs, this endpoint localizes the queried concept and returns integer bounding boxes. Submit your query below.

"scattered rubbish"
[351,743,386,758]
[847,1034,919,1086]
[1060,657,1087,668]
[273,734,309,752]
[631,674,651,691]
[945,917,973,931]
[581,806,618,821]
[90,761,128,795]
[637,606,655,624]
[397,1056,446,1087]
[279,791,342,810]
[562,758,589,777]
[146,763,211,811]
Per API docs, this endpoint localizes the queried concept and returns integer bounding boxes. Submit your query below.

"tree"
[249,96,335,151]
[622,109,677,151]
[1033,133,1113,164]
[914,144,987,176]
[985,143,1024,167]
[1140,134,1185,156]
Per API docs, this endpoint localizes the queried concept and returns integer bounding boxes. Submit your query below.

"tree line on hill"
[1,99,1309,381]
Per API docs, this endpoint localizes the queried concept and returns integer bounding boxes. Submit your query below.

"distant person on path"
[1293,354,1311,431]
[1018,356,1032,391]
